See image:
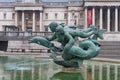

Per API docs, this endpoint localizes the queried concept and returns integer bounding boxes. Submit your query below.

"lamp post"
[25,17,31,50]
[74,15,77,26]
[25,17,29,31]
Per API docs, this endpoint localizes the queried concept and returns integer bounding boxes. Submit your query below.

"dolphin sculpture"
[50,29,106,68]
[30,37,62,52]
[30,22,106,68]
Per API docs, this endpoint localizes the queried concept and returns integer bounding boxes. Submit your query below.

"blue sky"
[0,0,70,2]
[0,0,82,2]
[43,0,68,2]
[0,0,15,2]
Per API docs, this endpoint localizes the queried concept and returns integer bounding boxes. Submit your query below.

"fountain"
[0,56,120,80]
[30,22,106,68]
[1,22,119,80]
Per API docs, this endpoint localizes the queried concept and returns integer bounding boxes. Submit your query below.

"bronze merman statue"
[30,22,106,68]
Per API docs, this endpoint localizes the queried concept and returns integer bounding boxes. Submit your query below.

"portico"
[84,0,120,32]
[15,6,43,31]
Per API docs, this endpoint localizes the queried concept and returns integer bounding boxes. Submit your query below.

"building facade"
[0,0,83,32]
[0,0,120,40]
[84,0,120,32]
[84,0,120,41]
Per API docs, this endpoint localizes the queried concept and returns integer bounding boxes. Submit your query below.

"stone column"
[15,11,18,27]
[115,7,118,32]
[92,7,95,25]
[107,7,110,32]
[76,16,79,26]
[33,11,35,32]
[22,11,25,31]
[40,11,43,31]
[84,7,87,29]
[100,7,103,29]
[68,11,71,25]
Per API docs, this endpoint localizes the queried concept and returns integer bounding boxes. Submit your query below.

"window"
[64,13,67,19]
[80,12,83,18]
[45,13,48,19]
[45,26,48,32]
[4,13,6,19]
[28,13,32,20]
[26,12,32,20]
[36,12,39,21]
[16,0,22,3]
[35,0,39,3]
[12,13,15,19]
[72,13,75,19]
[55,13,57,19]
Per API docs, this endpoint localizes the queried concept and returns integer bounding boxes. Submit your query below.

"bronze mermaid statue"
[30,22,106,68]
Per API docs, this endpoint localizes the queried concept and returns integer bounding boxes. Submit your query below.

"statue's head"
[49,22,59,32]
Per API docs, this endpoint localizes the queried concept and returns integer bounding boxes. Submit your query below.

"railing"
[0,31,53,41]
[6,48,50,53]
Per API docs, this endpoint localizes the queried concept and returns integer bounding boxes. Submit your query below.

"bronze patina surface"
[30,22,106,68]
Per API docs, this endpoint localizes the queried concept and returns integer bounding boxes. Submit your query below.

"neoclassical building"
[0,0,83,32]
[84,0,120,32]
[0,0,120,40]
[84,0,120,41]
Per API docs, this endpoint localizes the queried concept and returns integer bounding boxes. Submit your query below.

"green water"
[0,56,120,80]
[0,56,84,80]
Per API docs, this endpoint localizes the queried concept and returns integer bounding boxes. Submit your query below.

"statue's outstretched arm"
[83,27,93,32]
[75,30,95,38]
[74,26,97,38]
[73,25,98,38]
[84,25,97,32]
